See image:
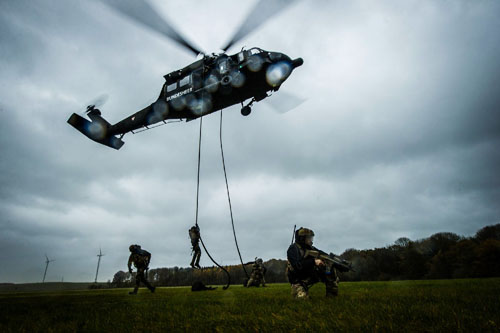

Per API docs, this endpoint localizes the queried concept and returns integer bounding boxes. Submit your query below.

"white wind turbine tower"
[42,254,55,283]
[95,248,105,283]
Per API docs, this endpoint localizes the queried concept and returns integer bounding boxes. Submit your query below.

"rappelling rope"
[219,110,249,279]
[195,115,231,290]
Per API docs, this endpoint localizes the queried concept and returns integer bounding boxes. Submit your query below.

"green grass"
[1,279,499,332]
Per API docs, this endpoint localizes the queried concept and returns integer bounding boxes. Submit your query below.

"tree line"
[112,223,500,287]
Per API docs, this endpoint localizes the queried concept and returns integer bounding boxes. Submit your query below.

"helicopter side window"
[179,75,191,87]
[166,82,177,93]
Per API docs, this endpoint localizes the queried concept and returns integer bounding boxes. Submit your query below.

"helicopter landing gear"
[241,106,251,116]
[240,98,255,116]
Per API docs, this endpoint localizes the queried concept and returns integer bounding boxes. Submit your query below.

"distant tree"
[373,247,401,280]
[471,239,500,277]
[449,239,479,278]
[427,239,478,279]
[413,238,434,257]
[427,249,454,279]
[350,251,379,281]
[112,271,133,287]
[429,232,462,256]
[475,224,500,242]
[395,237,411,248]
[341,248,360,259]
[399,244,427,279]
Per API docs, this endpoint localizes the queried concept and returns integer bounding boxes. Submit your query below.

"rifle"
[304,248,355,273]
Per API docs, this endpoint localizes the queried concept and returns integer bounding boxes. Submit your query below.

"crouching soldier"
[128,244,155,295]
[189,225,202,269]
[245,258,267,287]
[286,228,339,299]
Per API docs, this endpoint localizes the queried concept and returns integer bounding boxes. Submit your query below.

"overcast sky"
[1,0,499,283]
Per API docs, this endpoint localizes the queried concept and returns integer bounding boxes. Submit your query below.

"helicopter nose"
[292,58,303,68]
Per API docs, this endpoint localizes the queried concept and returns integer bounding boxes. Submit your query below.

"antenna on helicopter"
[42,254,55,283]
[95,248,105,283]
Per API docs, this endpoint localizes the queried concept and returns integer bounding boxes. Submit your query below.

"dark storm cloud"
[1,0,499,282]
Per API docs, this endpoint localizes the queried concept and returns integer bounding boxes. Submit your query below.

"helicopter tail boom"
[67,113,125,150]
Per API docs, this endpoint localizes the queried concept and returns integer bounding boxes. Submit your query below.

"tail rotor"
[67,94,125,150]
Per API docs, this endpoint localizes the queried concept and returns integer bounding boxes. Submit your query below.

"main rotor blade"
[265,90,305,114]
[100,0,202,56]
[222,0,298,52]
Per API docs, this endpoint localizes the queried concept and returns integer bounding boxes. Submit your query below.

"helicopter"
[67,0,303,150]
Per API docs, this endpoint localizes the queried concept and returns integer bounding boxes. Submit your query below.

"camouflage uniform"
[287,228,339,299]
[246,258,267,287]
[128,245,155,294]
[189,226,201,269]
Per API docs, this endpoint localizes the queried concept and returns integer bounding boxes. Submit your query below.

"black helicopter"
[68,0,303,150]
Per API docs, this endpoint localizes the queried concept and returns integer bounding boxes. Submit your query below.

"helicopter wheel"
[241,106,251,116]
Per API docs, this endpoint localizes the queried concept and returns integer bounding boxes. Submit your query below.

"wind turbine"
[95,248,105,283]
[42,254,55,283]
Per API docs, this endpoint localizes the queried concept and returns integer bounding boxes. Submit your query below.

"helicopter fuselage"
[68,47,302,149]
[109,47,303,135]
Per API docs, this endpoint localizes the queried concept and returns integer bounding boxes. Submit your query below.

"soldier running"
[287,228,339,299]
[128,244,155,295]
[245,258,267,287]
[189,225,202,269]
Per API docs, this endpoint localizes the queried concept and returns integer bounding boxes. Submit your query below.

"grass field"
[1,278,499,332]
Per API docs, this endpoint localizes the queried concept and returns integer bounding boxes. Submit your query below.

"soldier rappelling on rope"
[189,225,202,269]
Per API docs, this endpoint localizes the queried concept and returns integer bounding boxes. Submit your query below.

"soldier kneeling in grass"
[244,258,267,287]
[128,244,156,295]
[286,228,339,299]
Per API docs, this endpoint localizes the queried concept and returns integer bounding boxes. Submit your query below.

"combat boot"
[129,287,138,295]
[291,283,309,299]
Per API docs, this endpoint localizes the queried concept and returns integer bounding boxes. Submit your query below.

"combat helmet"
[129,244,141,252]
[295,227,315,244]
